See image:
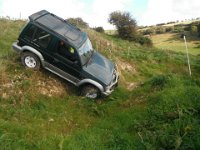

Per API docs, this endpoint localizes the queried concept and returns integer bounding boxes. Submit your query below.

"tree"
[108,11,137,40]
[66,17,89,29]
[93,27,104,33]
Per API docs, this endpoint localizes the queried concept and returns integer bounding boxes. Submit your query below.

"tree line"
[141,22,200,37]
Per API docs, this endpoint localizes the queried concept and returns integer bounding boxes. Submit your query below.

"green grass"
[151,33,200,55]
[0,19,200,149]
[105,30,117,35]
[0,19,26,57]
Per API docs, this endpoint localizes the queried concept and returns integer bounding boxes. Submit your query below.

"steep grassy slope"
[0,19,200,149]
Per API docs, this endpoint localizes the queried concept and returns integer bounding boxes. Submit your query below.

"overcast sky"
[0,0,200,29]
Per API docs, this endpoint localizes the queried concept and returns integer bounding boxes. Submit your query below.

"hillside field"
[151,33,200,55]
[0,19,200,149]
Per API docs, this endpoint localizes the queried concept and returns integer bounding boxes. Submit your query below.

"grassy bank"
[0,19,200,149]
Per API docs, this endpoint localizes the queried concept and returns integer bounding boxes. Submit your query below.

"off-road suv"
[12,10,119,99]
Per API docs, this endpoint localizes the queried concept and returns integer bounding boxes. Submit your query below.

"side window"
[23,25,37,40]
[57,40,76,62]
[33,28,52,49]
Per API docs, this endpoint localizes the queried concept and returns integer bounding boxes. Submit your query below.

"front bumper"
[102,67,119,96]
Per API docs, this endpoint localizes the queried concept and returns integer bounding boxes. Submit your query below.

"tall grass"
[0,19,25,57]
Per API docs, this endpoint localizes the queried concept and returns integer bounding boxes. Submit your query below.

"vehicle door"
[21,24,54,62]
[50,38,82,83]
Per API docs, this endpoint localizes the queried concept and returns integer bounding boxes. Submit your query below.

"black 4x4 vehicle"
[12,10,119,99]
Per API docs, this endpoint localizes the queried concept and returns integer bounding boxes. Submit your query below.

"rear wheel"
[21,52,41,70]
[81,85,100,99]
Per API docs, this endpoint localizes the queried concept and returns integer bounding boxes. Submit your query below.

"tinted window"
[23,25,52,49]
[23,25,37,40]
[57,40,77,62]
[33,28,52,49]
[78,39,93,65]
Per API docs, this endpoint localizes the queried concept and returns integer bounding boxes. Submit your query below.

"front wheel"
[80,85,100,99]
[21,52,41,70]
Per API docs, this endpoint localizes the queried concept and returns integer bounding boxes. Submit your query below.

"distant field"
[105,29,117,35]
[151,33,200,55]
[163,19,200,27]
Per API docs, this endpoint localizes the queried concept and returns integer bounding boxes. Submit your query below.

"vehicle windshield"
[78,39,94,65]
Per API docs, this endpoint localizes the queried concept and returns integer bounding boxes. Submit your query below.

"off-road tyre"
[80,85,100,99]
[21,52,41,70]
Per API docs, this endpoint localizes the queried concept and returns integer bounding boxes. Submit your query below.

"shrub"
[198,24,200,37]
[190,25,198,35]
[93,27,104,33]
[174,26,184,33]
[165,27,174,33]
[135,36,153,47]
[143,28,155,35]
[155,27,165,34]
[66,17,89,28]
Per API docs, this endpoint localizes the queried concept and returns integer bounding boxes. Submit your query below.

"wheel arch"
[21,46,45,66]
[77,79,104,93]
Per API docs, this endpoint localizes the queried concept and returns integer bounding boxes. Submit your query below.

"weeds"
[150,74,171,90]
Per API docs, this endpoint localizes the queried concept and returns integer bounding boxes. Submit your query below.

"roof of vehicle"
[29,10,87,48]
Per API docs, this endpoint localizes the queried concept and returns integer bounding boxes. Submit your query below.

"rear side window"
[23,25,52,49]
[33,28,52,48]
[23,25,37,40]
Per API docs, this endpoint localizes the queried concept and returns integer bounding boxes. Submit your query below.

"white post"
[184,36,191,76]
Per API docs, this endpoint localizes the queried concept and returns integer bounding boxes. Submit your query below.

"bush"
[155,27,165,34]
[135,36,153,47]
[165,27,174,32]
[93,27,104,33]
[66,17,89,28]
[108,11,137,40]
[108,11,154,47]
[190,25,198,35]
[174,26,184,33]
[198,24,200,37]
[143,28,155,35]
